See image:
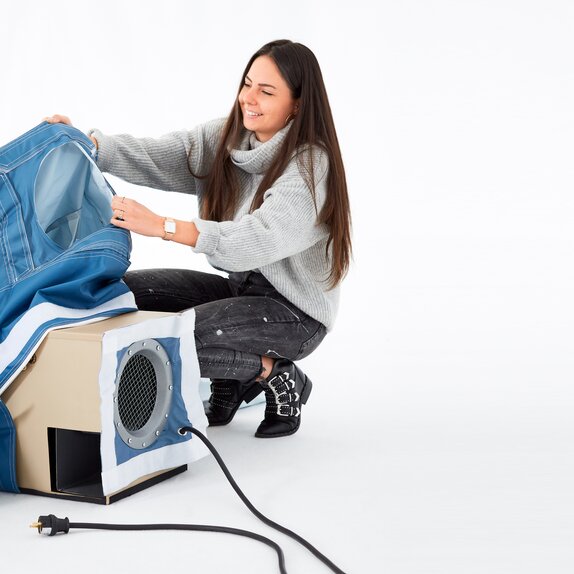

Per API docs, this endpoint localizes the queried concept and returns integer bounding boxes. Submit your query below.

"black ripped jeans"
[123,269,327,383]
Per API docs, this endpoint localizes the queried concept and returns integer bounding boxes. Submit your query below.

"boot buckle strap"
[275,404,300,417]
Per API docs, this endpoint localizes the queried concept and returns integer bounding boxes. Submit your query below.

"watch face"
[165,220,176,234]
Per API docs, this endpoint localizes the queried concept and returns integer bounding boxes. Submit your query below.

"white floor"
[1,277,573,574]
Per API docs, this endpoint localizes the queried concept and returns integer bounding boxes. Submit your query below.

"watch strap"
[162,217,176,241]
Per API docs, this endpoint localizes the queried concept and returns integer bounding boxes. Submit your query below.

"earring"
[285,107,298,126]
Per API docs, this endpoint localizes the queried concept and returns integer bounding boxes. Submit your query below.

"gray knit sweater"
[90,118,339,330]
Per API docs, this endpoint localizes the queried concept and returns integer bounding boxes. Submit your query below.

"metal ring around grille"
[113,339,173,450]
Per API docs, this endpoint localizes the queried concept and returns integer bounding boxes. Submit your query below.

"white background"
[1,1,573,572]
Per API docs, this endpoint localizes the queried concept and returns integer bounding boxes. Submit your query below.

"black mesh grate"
[117,354,158,431]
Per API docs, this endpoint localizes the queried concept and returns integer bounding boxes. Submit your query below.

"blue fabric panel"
[114,337,192,466]
[0,400,19,493]
[0,122,136,392]
[0,122,137,492]
[0,122,106,269]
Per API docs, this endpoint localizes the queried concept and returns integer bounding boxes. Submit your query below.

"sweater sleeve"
[88,118,225,195]
[192,148,330,272]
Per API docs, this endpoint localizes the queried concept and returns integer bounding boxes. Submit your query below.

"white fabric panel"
[0,292,137,395]
[98,309,209,496]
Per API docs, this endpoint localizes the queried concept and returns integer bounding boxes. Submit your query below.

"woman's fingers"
[43,114,72,126]
[109,196,164,238]
[110,198,128,227]
[111,196,128,222]
[111,195,131,213]
[113,208,125,221]
[110,213,128,229]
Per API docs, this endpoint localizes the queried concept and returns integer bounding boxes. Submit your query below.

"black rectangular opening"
[41,427,188,504]
[48,427,104,498]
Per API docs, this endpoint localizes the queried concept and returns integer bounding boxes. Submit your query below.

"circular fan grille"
[118,354,158,431]
[113,339,173,450]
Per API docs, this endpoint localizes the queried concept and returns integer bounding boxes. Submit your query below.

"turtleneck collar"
[229,124,291,174]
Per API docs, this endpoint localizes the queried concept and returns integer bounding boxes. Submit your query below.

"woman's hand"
[42,114,98,149]
[110,196,164,238]
[111,196,200,246]
[43,114,73,126]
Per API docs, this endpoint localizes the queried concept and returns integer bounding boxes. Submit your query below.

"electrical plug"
[30,514,70,536]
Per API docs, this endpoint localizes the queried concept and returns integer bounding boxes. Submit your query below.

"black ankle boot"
[204,379,262,426]
[255,359,313,438]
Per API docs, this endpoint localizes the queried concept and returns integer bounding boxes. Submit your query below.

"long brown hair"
[197,39,352,288]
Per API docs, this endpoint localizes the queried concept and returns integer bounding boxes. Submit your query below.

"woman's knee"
[296,324,327,360]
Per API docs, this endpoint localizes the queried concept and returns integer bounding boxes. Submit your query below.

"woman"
[46,39,351,438]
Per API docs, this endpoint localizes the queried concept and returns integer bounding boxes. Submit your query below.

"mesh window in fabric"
[34,141,113,250]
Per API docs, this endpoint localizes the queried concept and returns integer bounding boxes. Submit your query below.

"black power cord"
[31,425,347,574]
[33,514,287,573]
